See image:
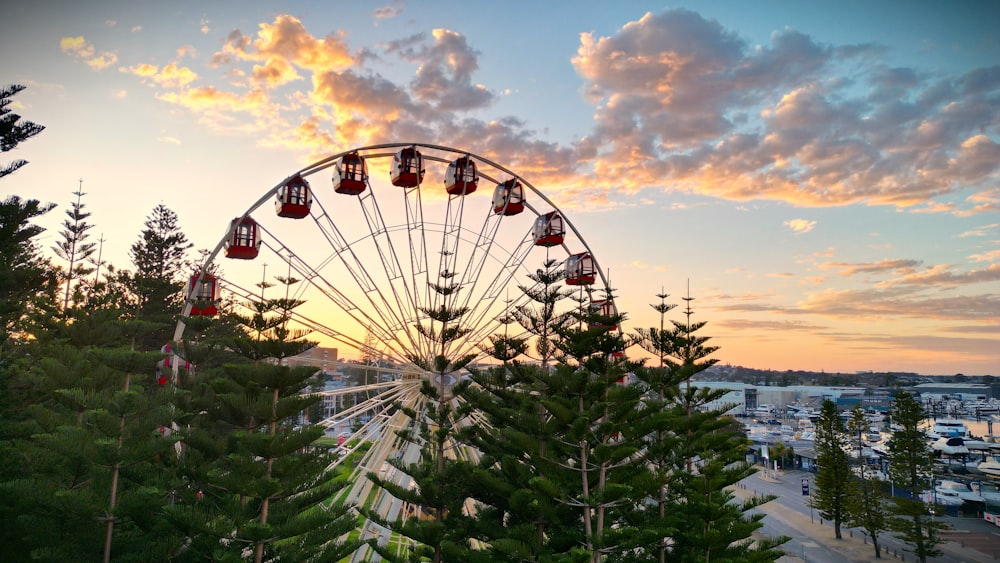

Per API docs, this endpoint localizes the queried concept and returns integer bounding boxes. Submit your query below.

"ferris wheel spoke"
[451,210,505,313]
[255,239,414,360]
[451,233,539,358]
[308,202,422,355]
[353,187,433,361]
[401,185,430,286]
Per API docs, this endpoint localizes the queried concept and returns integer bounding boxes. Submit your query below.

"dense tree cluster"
[1,84,789,561]
[812,395,948,562]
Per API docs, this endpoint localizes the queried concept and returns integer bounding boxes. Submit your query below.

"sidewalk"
[732,483,889,562]
[733,474,998,563]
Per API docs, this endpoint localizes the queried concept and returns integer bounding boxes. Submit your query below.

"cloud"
[60,36,94,57]
[111,9,1000,213]
[373,1,404,21]
[821,258,922,276]
[158,136,181,144]
[717,319,828,331]
[383,29,493,111]
[801,287,1000,320]
[567,9,1000,209]
[957,223,999,238]
[969,249,1000,262]
[123,63,199,88]
[60,36,118,70]
[784,218,816,233]
[883,262,1000,287]
[218,15,354,75]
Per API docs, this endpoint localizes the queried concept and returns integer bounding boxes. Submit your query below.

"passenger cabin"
[588,299,618,331]
[187,273,218,316]
[275,175,312,218]
[333,151,368,195]
[224,217,261,260]
[492,179,525,215]
[532,211,564,246]
[565,252,596,285]
[391,146,424,187]
[444,156,478,195]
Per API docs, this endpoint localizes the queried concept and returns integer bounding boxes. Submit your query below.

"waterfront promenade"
[736,470,1000,562]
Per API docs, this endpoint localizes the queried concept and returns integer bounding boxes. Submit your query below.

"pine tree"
[1,84,45,179]
[887,392,946,562]
[631,289,785,562]
[123,204,193,349]
[812,399,854,539]
[845,406,887,559]
[460,259,582,561]
[364,266,480,563]
[541,285,647,561]
[1,342,180,561]
[169,274,360,562]
[52,181,97,311]
[0,196,58,356]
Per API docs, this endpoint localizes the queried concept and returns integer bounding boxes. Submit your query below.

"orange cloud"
[821,258,921,276]
[123,63,198,87]
[784,218,816,233]
[220,15,353,75]
[60,36,117,70]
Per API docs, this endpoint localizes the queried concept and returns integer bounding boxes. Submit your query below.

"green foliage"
[122,204,193,349]
[51,186,97,311]
[168,287,361,562]
[844,406,888,558]
[812,399,854,539]
[887,392,946,562]
[0,196,58,355]
[1,84,45,178]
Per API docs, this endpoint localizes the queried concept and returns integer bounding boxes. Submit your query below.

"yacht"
[931,436,970,456]
[927,418,970,439]
[921,489,965,507]
[752,404,777,418]
[864,409,886,423]
[935,480,984,503]
[978,456,1000,477]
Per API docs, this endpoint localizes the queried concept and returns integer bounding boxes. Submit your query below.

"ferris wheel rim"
[174,142,612,349]
[169,142,620,561]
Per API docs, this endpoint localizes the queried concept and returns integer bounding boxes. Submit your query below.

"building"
[695,381,868,415]
[911,382,993,401]
[284,346,339,372]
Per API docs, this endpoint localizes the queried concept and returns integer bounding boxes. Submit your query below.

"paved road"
[738,469,1000,562]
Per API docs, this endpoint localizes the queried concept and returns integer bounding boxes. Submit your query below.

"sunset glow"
[2,0,997,375]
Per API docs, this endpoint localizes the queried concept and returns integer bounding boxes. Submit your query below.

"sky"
[1,0,998,376]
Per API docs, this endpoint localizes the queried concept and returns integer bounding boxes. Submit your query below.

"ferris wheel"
[172,142,610,558]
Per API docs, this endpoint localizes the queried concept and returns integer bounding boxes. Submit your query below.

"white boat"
[972,482,1000,507]
[963,439,994,451]
[928,418,970,438]
[934,457,980,474]
[935,480,984,503]
[963,400,1000,415]
[978,456,1000,477]
[922,489,965,507]
[932,436,970,456]
[797,431,816,441]
[865,409,886,423]
[752,404,777,418]
[863,431,885,445]
[791,407,820,421]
